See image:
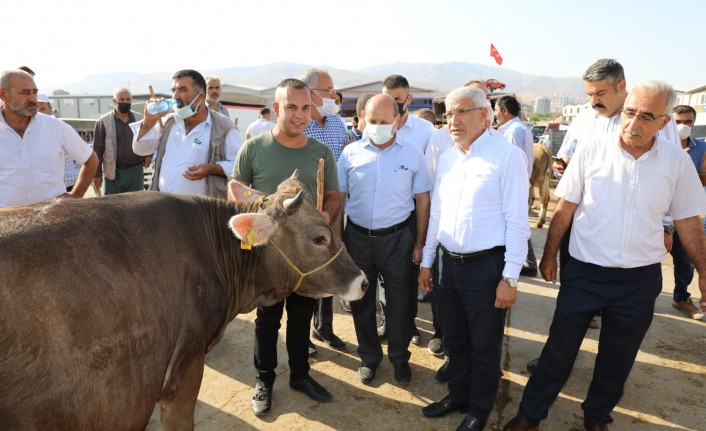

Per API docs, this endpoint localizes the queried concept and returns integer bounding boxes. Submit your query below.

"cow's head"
[228,176,366,303]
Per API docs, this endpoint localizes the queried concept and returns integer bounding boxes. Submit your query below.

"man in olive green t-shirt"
[229,78,341,417]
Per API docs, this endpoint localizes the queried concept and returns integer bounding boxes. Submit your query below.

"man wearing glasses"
[419,86,529,431]
[503,81,706,431]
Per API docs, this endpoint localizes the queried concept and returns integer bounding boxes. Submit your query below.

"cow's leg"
[159,354,205,431]
[536,174,550,228]
[528,184,536,209]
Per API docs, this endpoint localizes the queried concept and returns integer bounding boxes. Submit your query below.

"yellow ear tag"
[240,227,260,250]
[240,240,252,250]
[245,191,251,197]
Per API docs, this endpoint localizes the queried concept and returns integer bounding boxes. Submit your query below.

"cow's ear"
[228,181,267,203]
[228,214,278,247]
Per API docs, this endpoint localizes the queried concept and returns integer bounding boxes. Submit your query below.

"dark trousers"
[313,297,334,337]
[430,246,443,336]
[439,251,507,422]
[344,224,415,365]
[105,164,144,194]
[253,292,315,384]
[526,237,537,269]
[518,257,662,426]
[670,231,695,302]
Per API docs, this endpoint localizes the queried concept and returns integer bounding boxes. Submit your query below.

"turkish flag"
[490,43,503,66]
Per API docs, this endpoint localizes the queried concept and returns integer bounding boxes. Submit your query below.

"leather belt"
[441,245,505,264]
[348,216,411,238]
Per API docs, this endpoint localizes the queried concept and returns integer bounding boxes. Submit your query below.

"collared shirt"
[130,112,242,196]
[245,118,275,139]
[422,130,530,278]
[396,113,435,154]
[500,117,533,177]
[684,136,706,175]
[556,132,706,268]
[304,114,348,161]
[63,156,80,188]
[0,112,92,207]
[338,137,432,229]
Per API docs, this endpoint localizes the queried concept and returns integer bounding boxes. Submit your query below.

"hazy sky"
[3,0,703,93]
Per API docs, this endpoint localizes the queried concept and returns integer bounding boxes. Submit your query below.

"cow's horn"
[283,190,304,212]
[289,169,299,179]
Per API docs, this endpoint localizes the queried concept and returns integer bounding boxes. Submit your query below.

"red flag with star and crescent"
[490,43,503,66]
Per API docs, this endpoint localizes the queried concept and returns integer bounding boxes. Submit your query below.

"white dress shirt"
[131,113,241,196]
[556,132,706,268]
[500,117,533,177]
[396,113,435,153]
[338,137,432,229]
[245,118,275,139]
[422,130,530,278]
[0,112,92,207]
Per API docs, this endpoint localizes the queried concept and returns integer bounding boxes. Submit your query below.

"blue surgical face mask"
[175,92,203,119]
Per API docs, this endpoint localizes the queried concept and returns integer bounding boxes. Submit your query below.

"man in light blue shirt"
[338,94,432,386]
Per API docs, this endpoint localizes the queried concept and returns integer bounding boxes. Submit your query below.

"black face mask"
[117,103,131,114]
[397,101,407,116]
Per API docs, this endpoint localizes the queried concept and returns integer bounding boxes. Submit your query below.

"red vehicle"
[484,79,506,92]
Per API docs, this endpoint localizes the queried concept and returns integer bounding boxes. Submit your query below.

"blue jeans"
[670,232,694,302]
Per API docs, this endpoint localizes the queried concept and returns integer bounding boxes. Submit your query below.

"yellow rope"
[268,241,344,292]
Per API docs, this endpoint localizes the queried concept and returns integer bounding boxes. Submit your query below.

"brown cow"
[529,143,552,228]
[0,178,366,431]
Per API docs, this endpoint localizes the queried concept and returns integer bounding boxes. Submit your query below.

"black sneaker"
[312,330,346,350]
[289,376,332,402]
[251,381,273,416]
[308,340,317,357]
[411,328,421,345]
[428,336,444,356]
[393,362,412,386]
[434,357,450,384]
[358,363,378,385]
[526,357,539,373]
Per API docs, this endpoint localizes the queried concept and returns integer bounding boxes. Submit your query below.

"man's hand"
[183,163,215,181]
[412,247,423,266]
[539,254,558,283]
[418,267,433,292]
[664,232,673,252]
[143,155,152,168]
[495,280,517,309]
[93,177,103,190]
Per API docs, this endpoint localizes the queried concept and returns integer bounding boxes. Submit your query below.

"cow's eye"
[313,236,327,246]
[259,203,266,210]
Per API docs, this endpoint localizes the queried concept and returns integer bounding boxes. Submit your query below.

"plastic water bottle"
[146,99,178,114]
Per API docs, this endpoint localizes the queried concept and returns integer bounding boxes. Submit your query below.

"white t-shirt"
[245,118,275,139]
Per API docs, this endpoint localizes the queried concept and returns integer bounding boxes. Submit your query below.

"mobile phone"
[552,156,567,168]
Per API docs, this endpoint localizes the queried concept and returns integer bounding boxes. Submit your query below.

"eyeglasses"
[621,110,668,123]
[442,107,484,121]
[311,88,335,96]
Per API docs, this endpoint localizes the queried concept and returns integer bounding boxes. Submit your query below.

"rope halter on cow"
[268,240,344,292]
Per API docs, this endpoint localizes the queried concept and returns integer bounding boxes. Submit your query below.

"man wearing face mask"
[667,105,706,320]
[93,87,147,194]
[338,94,432,386]
[299,68,350,354]
[132,69,242,198]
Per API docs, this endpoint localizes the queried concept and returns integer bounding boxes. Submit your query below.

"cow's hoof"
[535,221,544,228]
[251,381,272,416]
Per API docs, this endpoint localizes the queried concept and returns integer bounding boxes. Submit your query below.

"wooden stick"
[316,158,324,211]
[148,85,164,129]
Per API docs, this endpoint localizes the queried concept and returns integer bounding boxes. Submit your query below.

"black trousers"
[518,257,662,426]
[344,223,416,365]
[439,251,507,422]
[313,297,334,337]
[253,292,315,384]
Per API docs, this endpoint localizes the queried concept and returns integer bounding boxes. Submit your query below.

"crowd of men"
[1,58,705,431]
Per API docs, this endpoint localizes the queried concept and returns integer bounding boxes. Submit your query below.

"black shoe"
[393,362,412,386]
[434,357,450,384]
[358,363,378,385]
[520,266,537,277]
[377,320,386,339]
[289,376,332,402]
[421,394,468,418]
[428,335,444,356]
[411,328,421,345]
[339,298,352,313]
[526,357,539,373]
[456,414,486,431]
[251,381,273,416]
[308,340,317,357]
[312,330,346,350]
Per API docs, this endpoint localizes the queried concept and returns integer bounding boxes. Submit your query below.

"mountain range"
[58,61,586,102]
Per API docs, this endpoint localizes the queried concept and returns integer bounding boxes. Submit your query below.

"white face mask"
[366,122,396,145]
[314,92,340,117]
[175,93,203,119]
[677,124,692,140]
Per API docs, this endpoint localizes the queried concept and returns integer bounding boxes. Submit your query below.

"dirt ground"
[142,199,706,431]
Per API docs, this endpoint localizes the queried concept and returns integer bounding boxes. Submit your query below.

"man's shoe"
[421,394,468,418]
[393,362,412,386]
[520,266,538,277]
[428,336,444,356]
[308,340,317,357]
[339,298,352,313]
[672,299,704,320]
[418,292,431,302]
[526,357,539,373]
[312,330,346,350]
[434,357,450,384]
[377,320,387,339]
[502,416,540,431]
[289,376,332,402]
[584,424,609,431]
[251,381,273,416]
[456,414,486,431]
[411,328,421,345]
[358,363,378,385]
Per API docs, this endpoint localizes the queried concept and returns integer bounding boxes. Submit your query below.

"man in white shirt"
[503,81,706,431]
[0,69,98,207]
[245,107,275,140]
[419,86,529,431]
[132,69,242,199]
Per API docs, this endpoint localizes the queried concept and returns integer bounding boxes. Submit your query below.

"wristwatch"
[502,276,519,288]
[663,225,676,235]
